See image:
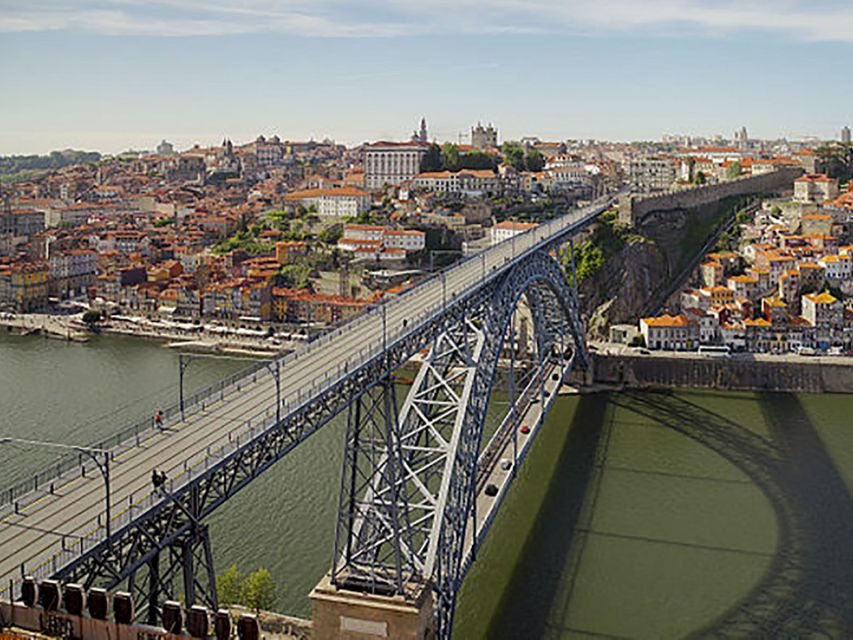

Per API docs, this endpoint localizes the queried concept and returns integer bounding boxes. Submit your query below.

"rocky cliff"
[580,237,668,340]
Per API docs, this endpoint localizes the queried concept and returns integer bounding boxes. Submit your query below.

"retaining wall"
[589,353,853,394]
[619,169,803,227]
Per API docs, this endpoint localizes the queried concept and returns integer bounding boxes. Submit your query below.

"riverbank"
[0,312,297,358]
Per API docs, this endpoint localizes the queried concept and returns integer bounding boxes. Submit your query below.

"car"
[484,483,499,497]
[519,425,530,434]
[500,459,513,471]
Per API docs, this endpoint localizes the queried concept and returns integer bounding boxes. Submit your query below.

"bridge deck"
[0,197,612,596]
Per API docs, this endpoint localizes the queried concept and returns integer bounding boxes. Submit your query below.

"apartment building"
[364,142,428,189]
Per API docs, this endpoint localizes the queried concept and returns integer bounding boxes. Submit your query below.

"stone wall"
[589,353,853,394]
[619,169,803,227]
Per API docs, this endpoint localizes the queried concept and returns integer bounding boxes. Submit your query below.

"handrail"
[0,191,617,514]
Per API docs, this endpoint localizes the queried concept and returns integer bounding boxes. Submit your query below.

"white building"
[629,155,677,192]
[490,221,538,246]
[794,174,840,203]
[284,187,371,218]
[818,254,852,282]
[364,142,428,189]
[384,230,426,252]
[338,225,425,255]
[639,314,699,350]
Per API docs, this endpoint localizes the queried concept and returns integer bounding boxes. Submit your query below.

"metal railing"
[0,192,617,598]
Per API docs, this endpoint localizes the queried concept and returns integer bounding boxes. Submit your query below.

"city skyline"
[2,0,853,154]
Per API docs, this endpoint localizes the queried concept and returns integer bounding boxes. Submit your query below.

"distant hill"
[0,149,102,178]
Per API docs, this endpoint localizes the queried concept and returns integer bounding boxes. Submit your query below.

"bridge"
[0,193,617,638]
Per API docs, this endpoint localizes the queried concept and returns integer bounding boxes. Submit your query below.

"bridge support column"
[147,554,160,625]
[310,574,435,640]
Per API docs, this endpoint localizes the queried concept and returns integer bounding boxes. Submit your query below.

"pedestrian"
[152,469,162,489]
[154,410,164,430]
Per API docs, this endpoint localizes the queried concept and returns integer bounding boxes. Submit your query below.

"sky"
[1,0,852,155]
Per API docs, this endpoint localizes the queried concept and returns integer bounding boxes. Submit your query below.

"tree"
[318,225,342,245]
[526,149,545,172]
[82,309,102,325]
[243,568,276,613]
[459,151,498,171]
[420,143,443,172]
[694,171,707,186]
[726,161,743,180]
[501,141,526,171]
[216,565,244,606]
[440,143,461,172]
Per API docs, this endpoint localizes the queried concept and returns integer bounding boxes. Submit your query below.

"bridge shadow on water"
[488,394,608,640]
[488,390,853,639]
[609,390,853,638]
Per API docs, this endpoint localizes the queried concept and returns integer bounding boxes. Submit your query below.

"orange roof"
[285,186,369,200]
[494,221,538,231]
[804,292,837,305]
[641,314,693,328]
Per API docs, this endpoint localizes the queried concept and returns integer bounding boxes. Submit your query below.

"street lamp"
[0,437,112,545]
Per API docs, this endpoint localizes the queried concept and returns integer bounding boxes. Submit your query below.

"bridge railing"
[3,195,616,599]
[0,356,271,513]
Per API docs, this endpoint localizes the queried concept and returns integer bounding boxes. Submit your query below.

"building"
[275,241,309,265]
[629,156,677,192]
[283,187,371,218]
[156,140,175,155]
[802,291,842,328]
[338,224,425,256]
[413,118,428,144]
[0,261,49,311]
[842,126,851,144]
[48,249,98,297]
[490,221,538,246]
[364,142,428,189]
[639,314,699,350]
[794,174,840,203]
[734,126,749,150]
[384,230,426,252]
[471,123,498,150]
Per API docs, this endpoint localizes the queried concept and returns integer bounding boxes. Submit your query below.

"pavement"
[0,195,614,598]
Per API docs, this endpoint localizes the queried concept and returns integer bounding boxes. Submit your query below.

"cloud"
[1,0,853,42]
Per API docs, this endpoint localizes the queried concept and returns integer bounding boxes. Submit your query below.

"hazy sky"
[1,0,852,155]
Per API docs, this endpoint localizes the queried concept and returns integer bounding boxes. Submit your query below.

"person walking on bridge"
[154,409,164,431]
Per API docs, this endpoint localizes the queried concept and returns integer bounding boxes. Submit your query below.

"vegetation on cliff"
[561,210,642,283]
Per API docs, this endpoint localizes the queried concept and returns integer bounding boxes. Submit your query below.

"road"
[0,195,614,597]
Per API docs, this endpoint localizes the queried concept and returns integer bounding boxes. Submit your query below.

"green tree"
[243,568,276,613]
[726,161,743,180]
[501,141,526,171]
[318,225,342,245]
[440,143,461,172]
[420,143,443,172]
[216,565,244,606]
[693,171,707,186]
[459,151,498,171]
[525,149,545,172]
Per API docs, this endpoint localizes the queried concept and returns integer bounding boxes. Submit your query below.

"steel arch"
[331,249,587,638]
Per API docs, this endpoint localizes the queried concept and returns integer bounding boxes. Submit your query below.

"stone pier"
[310,575,435,640]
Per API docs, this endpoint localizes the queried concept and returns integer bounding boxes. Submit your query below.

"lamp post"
[0,437,112,545]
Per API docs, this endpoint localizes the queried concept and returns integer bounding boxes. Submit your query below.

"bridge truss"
[28,233,589,637]
[331,249,587,637]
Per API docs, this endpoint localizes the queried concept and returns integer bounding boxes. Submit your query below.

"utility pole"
[0,438,112,545]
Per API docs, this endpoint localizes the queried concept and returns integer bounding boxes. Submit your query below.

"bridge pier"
[310,574,435,640]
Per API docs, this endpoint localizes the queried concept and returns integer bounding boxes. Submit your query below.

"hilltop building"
[471,123,498,150]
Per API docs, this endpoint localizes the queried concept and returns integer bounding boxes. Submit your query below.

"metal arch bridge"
[0,193,617,637]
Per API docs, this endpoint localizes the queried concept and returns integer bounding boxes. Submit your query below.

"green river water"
[2,331,853,638]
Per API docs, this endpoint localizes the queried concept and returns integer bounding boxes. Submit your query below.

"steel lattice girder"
[49,280,496,606]
[48,249,584,635]
[329,250,587,639]
[332,319,486,592]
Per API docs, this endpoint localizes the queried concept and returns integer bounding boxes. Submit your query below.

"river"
[2,332,853,638]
